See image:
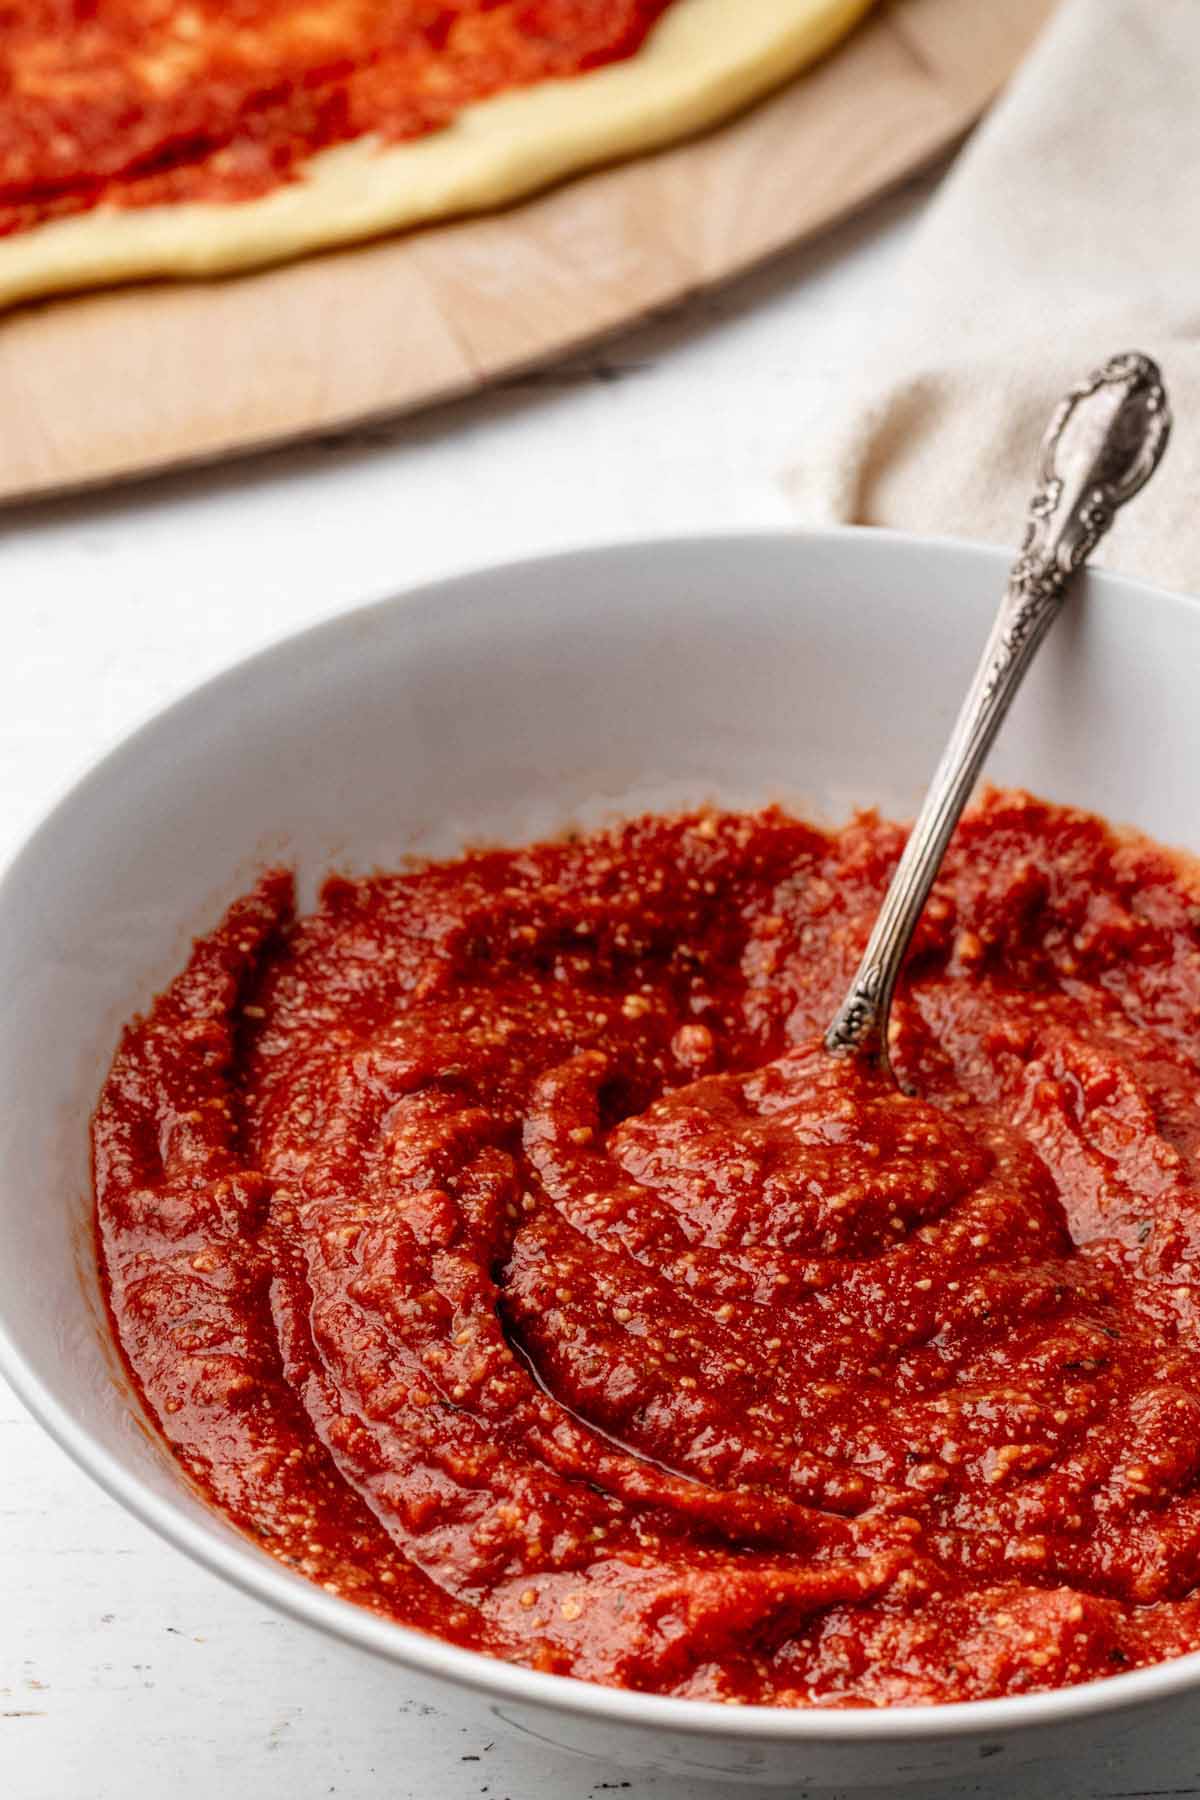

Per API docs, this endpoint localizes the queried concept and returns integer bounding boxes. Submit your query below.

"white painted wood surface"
[3,171,1200,1800]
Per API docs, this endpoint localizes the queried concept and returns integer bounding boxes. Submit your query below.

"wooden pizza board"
[0,0,1057,504]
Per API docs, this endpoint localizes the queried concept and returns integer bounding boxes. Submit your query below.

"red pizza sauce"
[0,1,677,237]
[93,790,1200,1705]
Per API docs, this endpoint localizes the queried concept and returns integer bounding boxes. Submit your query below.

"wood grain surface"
[0,0,1056,504]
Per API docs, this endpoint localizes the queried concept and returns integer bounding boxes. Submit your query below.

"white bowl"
[3,529,1200,1790]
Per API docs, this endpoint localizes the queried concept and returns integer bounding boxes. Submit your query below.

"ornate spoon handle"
[825,351,1172,1081]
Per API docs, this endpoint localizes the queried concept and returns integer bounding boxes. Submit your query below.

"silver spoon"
[824,350,1172,1085]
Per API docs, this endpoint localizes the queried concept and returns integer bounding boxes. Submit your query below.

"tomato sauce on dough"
[0,1,677,237]
[93,792,1200,1705]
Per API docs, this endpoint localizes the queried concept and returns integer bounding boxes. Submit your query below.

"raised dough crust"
[0,0,874,311]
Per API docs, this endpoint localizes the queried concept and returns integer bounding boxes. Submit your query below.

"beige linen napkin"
[789,0,1200,593]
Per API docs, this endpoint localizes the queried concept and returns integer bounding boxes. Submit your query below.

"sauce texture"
[94,791,1200,1705]
[0,1,676,237]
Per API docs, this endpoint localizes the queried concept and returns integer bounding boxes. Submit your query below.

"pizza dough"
[0,0,874,310]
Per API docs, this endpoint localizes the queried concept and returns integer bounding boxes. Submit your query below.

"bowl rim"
[5,522,1200,1744]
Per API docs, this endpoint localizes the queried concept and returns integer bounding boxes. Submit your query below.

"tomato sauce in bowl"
[93,788,1200,1705]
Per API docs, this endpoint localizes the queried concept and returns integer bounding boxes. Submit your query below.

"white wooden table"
[4,168,1200,1800]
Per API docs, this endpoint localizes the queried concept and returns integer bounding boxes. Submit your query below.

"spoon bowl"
[1,527,1199,1788]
